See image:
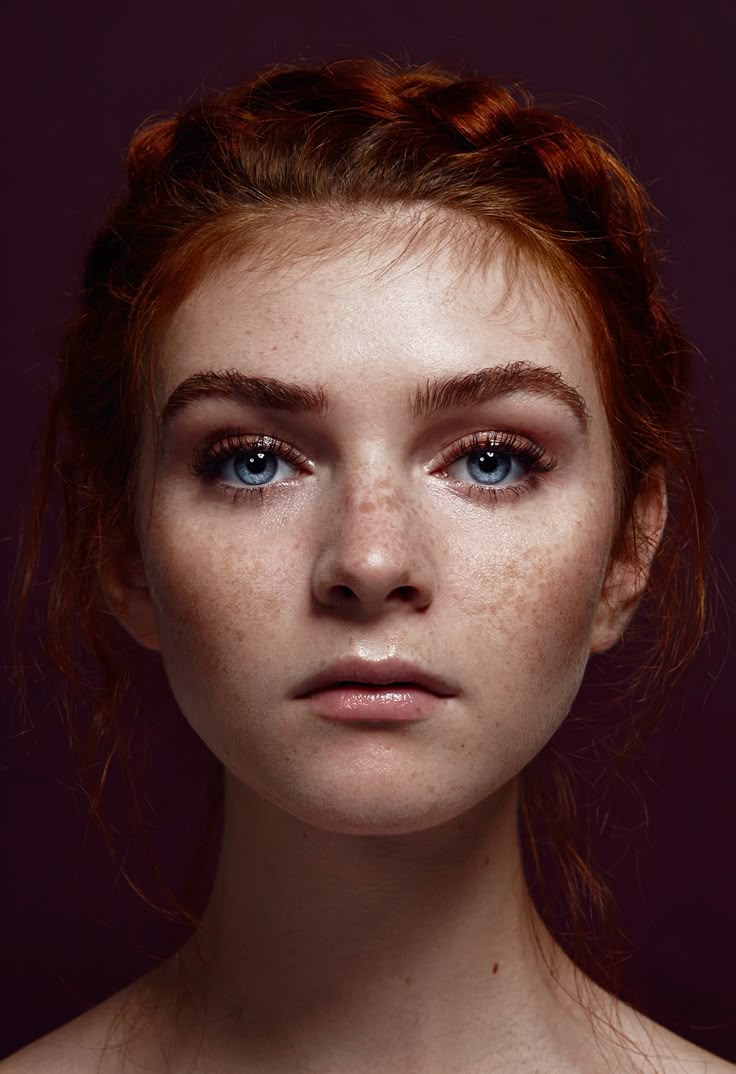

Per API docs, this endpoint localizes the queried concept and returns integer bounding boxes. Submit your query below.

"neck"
[143,775,615,1073]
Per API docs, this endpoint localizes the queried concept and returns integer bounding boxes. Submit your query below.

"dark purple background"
[3,0,735,1061]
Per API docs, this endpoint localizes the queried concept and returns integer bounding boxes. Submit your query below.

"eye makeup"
[189,427,557,507]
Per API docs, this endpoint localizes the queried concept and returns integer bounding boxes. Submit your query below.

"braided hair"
[9,56,708,1040]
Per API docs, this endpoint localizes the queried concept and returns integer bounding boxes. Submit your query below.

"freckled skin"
[128,221,621,839]
[21,219,719,1074]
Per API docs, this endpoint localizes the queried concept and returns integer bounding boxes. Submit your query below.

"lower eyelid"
[193,432,555,500]
[210,469,545,510]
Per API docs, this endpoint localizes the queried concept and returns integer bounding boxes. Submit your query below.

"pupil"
[245,452,267,474]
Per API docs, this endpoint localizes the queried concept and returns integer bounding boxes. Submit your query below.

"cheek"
[142,509,297,710]
[453,513,610,740]
[472,537,601,656]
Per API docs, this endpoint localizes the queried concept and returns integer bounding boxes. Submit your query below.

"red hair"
[9,56,709,1037]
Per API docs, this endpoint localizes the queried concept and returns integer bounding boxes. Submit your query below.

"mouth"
[294,679,454,723]
[293,659,459,701]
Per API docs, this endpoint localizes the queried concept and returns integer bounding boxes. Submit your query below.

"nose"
[310,479,438,619]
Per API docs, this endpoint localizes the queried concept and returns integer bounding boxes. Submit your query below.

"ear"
[99,535,161,653]
[590,467,667,654]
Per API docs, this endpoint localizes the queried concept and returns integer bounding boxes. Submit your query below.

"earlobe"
[99,542,161,653]
[590,467,668,654]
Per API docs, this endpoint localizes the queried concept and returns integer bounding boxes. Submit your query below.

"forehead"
[155,210,601,413]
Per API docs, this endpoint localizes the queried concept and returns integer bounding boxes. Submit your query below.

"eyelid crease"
[189,425,558,508]
[435,429,555,469]
[191,428,311,471]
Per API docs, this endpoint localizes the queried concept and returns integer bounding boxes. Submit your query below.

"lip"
[292,657,459,700]
[297,684,450,722]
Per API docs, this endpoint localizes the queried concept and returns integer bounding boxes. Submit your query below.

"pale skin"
[5,209,734,1073]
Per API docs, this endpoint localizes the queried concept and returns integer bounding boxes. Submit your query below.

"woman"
[5,56,732,1072]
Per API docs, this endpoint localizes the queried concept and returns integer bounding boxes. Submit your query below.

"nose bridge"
[311,461,438,612]
[344,470,415,545]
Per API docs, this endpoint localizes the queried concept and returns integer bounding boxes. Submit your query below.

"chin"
[257,776,515,838]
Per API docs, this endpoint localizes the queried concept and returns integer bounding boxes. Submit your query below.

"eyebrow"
[160,360,590,432]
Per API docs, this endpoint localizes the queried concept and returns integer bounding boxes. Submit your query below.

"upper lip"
[293,657,459,699]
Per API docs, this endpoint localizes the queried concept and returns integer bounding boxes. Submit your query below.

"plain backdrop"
[2,0,735,1061]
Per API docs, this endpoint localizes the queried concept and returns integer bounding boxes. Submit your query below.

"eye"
[436,430,556,503]
[219,444,297,487]
[190,430,310,504]
[190,427,556,506]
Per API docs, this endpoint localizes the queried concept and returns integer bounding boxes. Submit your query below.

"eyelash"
[190,427,557,506]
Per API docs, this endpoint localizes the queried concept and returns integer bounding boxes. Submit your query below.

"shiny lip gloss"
[298,683,449,722]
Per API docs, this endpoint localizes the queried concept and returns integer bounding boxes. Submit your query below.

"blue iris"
[467,448,512,485]
[233,451,279,486]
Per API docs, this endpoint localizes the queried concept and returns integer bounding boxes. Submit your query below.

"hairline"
[127,201,621,545]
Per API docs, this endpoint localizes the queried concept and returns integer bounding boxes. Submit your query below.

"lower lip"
[297,685,450,722]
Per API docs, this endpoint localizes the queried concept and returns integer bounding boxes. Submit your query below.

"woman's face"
[125,219,623,835]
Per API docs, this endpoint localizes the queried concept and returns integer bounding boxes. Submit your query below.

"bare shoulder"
[551,965,736,1074]
[649,1024,736,1074]
[0,976,161,1074]
[3,968,735,1074]
[0,1005,116,1073]
[600,994,736,1074]
[649,1021,736,1073]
